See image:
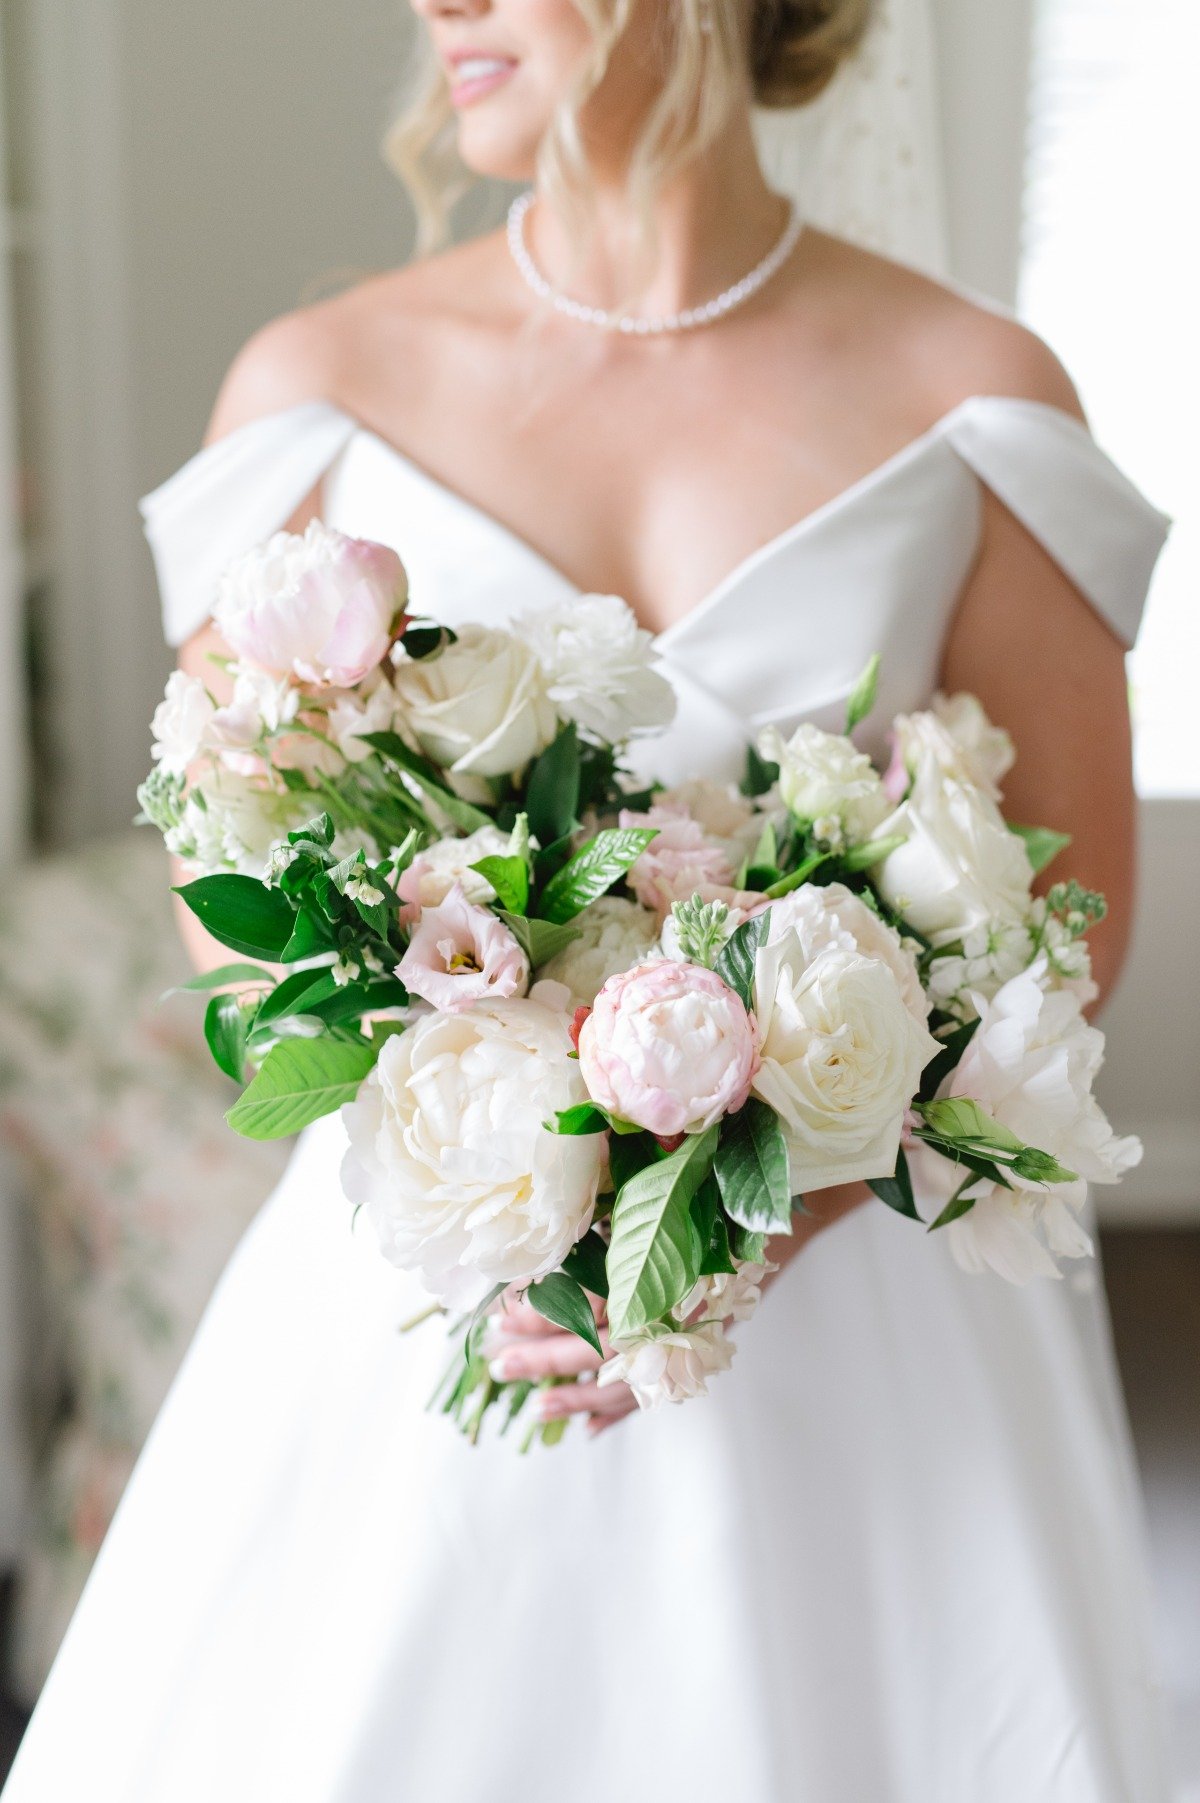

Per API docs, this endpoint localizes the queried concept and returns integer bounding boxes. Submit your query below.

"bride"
[4,1,1173,1798]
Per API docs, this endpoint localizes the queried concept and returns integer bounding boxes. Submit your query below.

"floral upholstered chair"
[0,832,288,1699]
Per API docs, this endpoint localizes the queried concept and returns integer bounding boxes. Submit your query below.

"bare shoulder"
[206,231,511,445]
[804,232,1085,430]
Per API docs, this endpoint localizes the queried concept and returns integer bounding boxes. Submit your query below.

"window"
[1019,0,1200,796]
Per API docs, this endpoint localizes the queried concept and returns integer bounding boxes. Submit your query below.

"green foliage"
[713,912,767,1010]
[498,911,580,965]
[537,827,658,924]
[845,652,882,733]
[552,1104,610,1136]
[867,1147,920,1220]
[526,1273,603,1356]
[1010,822,1072,876]
[204,993,250,1083]
[606,1128,717,1339]
[357,731,492,833]
[226,1037,379,1140]
[524,723,581,848]
[741,742,778,798]
[561,1229,610,1299]
[174,875,296,960]
[714,1099,792,1233]
[471,855,530,916]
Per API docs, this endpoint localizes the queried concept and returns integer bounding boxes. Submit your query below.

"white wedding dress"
[3,395,1174,1803]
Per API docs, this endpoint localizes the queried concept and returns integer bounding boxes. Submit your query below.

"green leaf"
[867,1147,920,1220]
[845,652,882,733]
[714,1099,792,1233]
[173,875,296,961]
[1010,822,1072,876]
[498,911,580,966]
[226,1037,379,1140]
[253,968,341,1028]
[287,811,335,848]
[741,742,778,798]
[917,1096,1024,1154]
[204,993,250,1082]
[537,828,658,924]
[699,1208,737,1277]
[841,833,909,873]
[926,1184,979,1232]
[713,912,768,1010]
[561,1229,610,1299]
[917,1018,979,1104]
[524,723,581,849]
[752,820,777,870]
[731,1225,768,1262]
[526,1272,603,1356]
[552,1103,609,1136]
[471,855,530,916]
[607,1132,661,1197]
[400,622,457,659]
[280,907,337,964]
[913,1134,1015,1192]
[606,1127,716,1339]
[358,731,493,834]
[164,962,274,997]
[762,851,829,899]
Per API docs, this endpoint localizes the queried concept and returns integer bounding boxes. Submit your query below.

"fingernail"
[489,1354,523,1381]
[539,1396,564,1420]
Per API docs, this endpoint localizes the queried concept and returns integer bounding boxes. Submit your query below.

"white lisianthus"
[324,673,405,764]
[752,942,939,1194]
[873,772,1034,947]
[340,993,604,1310]
[165,771,308,877]
[677,1259,773,1325]
[538,896,659,1008]
[395,825,513,911]
[762,882,929,1026]
[515,593,676,743]
[214,521,406,687]
[910,961,1142,1283]
[150,671,216,776]
[391,624,558,780]
[597,1321,735,1409]
[758,722,889,846]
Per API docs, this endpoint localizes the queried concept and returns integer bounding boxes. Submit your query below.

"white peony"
[396,825,513,911]
[150,671,216,776]
[214,521,406,687]
[762,882,929,1026]
[340,992,605,1310]
[910,960,1142,1283]
[752,942,939,1194]
[597,1321,735,1409]
[514,593,676,743]
[758,721,889,846]
[873,769,1034,947]
[390,624,558,780]
[538,896,659,1007]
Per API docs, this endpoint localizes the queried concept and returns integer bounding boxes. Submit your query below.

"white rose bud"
[758,722,889,846]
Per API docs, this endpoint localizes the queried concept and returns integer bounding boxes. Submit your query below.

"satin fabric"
[4,397,1173,1802]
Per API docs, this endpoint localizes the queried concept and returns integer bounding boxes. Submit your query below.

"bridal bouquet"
[140,522,1141,1445]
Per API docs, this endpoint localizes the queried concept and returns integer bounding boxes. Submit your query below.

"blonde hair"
[385,0,870,257]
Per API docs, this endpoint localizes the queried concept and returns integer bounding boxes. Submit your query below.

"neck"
[526,111,789,322]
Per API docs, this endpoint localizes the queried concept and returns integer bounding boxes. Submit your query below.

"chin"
[456,112,543,185]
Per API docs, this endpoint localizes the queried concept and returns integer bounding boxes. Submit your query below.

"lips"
[446,51,518,107]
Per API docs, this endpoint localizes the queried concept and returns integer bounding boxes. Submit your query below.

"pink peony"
[619,803,737,917]
[214,521,406,688]
[578,959,758,1138]
[398,883,529,1014]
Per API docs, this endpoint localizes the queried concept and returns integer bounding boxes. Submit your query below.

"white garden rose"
[597,1321,735,1409]
[538,895,659,1008]
[391,624,558,780]
[340,992,605,1310]
[910,960,1142,1284]
[873,770,1034,947]
[752,942,939,1194]
[396,825,513,911]
[150,671,216,776]
[514,593,676,743]
[762,882,929,1025]
[758,722,889,847]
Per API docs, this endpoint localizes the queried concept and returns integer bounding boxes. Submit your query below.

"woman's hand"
[482,1292,638,1438]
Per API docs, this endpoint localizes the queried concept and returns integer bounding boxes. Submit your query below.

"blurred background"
[0,0,1195,1788]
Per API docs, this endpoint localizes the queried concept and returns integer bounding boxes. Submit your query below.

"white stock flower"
[762,882,929,1026]
[214,521,406,687]
[752,942,939,1194]
[597,1321,735,1409]
[925,921,1036,1018]
[514,593,676,743]
[912,961,1141,1282]
[396,826,513,911]
[165,771,307,877]
[538,896,659,1007]
[758,722,889,845]
[340,994,604,1310]
[873,770,1033,947]
[391,624,558,780]
[150,671,216,776]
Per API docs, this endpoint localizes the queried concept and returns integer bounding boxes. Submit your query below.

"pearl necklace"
[505,190,804,336]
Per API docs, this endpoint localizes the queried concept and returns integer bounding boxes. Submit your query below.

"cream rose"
[762,882,929,1025]
[758,722,889,847]
[391,624,558,780]
[873,771,1034,946]
[751,942,939,1194]
[341,993,605,1310]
